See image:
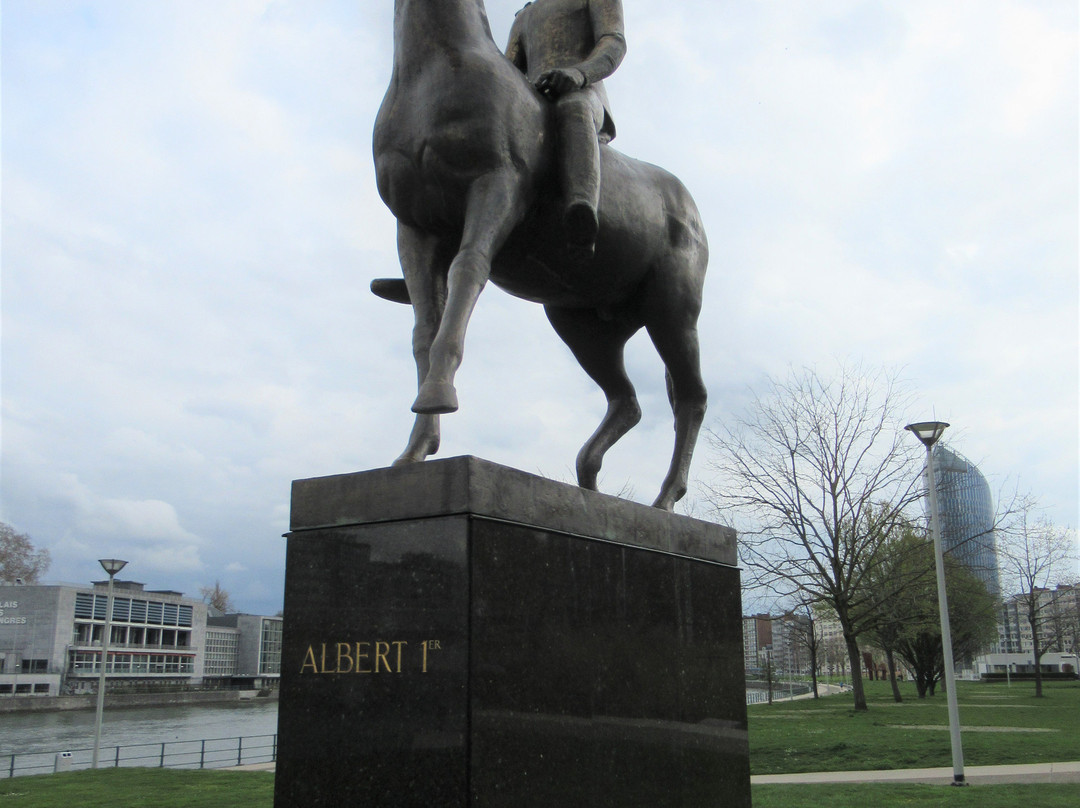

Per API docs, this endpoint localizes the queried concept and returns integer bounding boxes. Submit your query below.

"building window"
[67,650,195,676]
[21,659,48,674]
[112,597,131,622]
[259,619,283,676]
[130,600,147,623]
[204,630,239,677]
[74,593,91,619]
[34,684,50,694]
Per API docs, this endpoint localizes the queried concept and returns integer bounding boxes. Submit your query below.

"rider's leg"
[555,90,606,253]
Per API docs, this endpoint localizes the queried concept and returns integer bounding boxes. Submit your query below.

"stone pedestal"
[274,456,749,807]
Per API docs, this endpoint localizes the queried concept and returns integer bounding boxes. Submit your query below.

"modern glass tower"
[932,445,1001,599]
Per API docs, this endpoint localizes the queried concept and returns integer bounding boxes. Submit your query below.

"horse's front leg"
[413,173,528,414]
[395,222,449,464]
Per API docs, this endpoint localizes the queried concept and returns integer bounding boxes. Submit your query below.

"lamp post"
[92,558,127,769]
[905,421,965,786]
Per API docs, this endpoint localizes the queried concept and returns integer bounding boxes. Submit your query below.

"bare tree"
[200,580,236,613]
[861,551,915,702]
[998,502,1078,697]
[703,364,922,710]
[821,634,847,681]
[788,599,823,698]
[0,522,51,583]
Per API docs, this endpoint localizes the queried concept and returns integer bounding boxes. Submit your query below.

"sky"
[2,0,1077,616]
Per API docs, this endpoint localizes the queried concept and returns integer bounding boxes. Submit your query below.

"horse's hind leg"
[643,262,708,511]
[394,223,448,465]
[545,305,642,492]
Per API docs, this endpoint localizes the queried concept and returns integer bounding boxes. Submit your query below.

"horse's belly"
[491,227,654,309]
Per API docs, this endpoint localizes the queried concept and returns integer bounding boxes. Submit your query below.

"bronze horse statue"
[372,0,708,510]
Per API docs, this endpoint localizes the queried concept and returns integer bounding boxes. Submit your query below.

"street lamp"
[905,421,965,786]
[92,558,127,769]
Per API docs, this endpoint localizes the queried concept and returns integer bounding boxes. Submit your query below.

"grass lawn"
[2,769,1077,808]
[0,769,274,808]
[749,678,1080,774]
[3,681,1077,806]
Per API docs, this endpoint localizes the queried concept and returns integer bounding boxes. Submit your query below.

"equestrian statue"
[372,0,708,511]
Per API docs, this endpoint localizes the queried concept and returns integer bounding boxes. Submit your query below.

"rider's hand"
[535,67,586,98]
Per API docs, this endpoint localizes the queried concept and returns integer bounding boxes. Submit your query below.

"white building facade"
[1,578,282,698]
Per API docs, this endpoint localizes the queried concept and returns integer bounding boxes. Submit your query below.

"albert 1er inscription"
[298,639,441,675]
[273,457,750,808]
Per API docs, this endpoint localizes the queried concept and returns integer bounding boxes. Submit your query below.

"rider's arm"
[578,0,626,86]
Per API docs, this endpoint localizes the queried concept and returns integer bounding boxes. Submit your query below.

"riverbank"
[0,689,278,714]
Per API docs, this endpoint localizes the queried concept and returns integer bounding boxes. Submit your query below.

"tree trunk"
[1030,610,1044,698]
[810,648,820,699]
[914,675,927,698]
[885,648,902,703]
[843,632,868,710]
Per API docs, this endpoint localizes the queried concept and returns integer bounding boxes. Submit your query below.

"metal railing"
[3,733,277,778]
[745,681,813,704]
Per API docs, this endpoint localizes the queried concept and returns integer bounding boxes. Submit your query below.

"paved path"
[752,761,1080,785]
[236,760,1080,785]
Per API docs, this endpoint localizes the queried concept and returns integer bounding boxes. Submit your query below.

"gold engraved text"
[299,640,441,675]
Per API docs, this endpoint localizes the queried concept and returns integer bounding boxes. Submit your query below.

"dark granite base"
[274,457,749,808]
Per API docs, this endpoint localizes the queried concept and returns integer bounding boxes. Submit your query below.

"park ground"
[1,680,1077,806]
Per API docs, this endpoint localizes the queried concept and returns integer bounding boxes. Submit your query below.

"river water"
[1,701,279,759]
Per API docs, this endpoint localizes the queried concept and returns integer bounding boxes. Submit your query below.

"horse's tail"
[371,278,411,305]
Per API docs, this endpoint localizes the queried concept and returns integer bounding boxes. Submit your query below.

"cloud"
[77,496,201,547]
[1,0,1075,614]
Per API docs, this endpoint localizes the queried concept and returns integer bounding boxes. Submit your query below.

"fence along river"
[3,683,815,776]
[1,701,279,776]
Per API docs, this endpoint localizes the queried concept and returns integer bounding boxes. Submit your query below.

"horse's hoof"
[393,434,440,465]
[576,467,599,491]
[652,496,676,512]
[652,485,685,511]
[412,382,459,414]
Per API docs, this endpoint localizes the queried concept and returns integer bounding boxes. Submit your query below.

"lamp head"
[904,421,949,449]
[98,558,128,576]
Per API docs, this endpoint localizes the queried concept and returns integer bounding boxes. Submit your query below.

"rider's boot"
[564,199,599,260]
[558,99,602,260]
